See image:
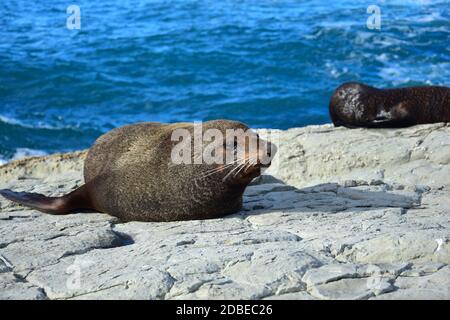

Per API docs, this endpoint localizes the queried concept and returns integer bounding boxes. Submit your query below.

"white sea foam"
[325,62,349,79]
[417,11,443,22]
[0,114,80,131]
[0,115,23,126]
[379,61,450,86]
[12,148,47,160]
[0,148,48,166]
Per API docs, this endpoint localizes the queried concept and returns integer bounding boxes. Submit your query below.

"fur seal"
[0,120,276,222]
[329,82,450,128]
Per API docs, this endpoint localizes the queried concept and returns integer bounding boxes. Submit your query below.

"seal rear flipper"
[0,184,96,215]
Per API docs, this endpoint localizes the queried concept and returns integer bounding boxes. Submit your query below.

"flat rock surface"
[0,124,449,299]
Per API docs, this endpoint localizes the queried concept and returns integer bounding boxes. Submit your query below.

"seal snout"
[233,138,276,180]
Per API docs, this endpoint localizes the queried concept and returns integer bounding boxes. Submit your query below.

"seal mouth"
[242,166,261,178]
[259,161,272,168]
[242,161,271,177]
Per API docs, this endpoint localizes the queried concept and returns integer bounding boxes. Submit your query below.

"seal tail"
[0,184,95,215]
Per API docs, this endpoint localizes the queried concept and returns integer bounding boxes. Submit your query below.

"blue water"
[0,0,449,162]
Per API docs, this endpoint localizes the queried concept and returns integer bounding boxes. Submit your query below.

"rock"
[0,273,47,300]
[0,213,123,273]
[400,263,445,277]
[263,292,316,300]
[302,263,407,299]
[302,264,359,286]
[0,124,449,299]
[308,278,393,300]
[372,266,450,300]
[261,123,450,189]
[337,232,450,264]
[0,257,12,273]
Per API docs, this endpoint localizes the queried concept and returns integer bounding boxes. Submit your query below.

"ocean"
[0,0,449,164]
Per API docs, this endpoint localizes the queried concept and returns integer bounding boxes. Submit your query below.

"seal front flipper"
[0,184,96,215]
[366,102,415,128]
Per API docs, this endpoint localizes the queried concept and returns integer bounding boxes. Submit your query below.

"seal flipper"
[0,184,95,215]
[364,102,415,128]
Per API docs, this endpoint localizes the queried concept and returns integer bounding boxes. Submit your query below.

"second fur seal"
[0,120,276,222]
[329,82,450,128]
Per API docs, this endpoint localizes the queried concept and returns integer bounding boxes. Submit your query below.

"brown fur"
[0,120,274,222]
[329,82,450,128]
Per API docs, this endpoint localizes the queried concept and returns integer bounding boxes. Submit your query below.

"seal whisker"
[202,158,242,174]
[233,159,251,178]
[232,155,259,178]
[197,157,246,180]
[199,162,237,178]
[203,159,243,175]
[222,160,247,182]
[243,156,257,173]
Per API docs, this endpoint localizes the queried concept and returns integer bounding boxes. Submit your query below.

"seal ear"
[0,184,95,215]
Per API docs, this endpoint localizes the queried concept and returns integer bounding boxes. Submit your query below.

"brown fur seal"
[329,82,450,128]
[0,120,276,222]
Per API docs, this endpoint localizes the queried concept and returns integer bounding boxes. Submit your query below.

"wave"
[0,114,102,162]
[378,62,450,87]
[0,115,81,131]
[0,148,47,166]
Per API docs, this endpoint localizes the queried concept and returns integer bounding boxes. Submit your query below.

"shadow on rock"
[242,175,420,216]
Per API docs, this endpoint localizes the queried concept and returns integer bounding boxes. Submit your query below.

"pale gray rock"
[260,123,450,189]
[337,232,450,264]
[263,291,316,300]
[0,273,47,300]
[302,263,409,299]
[1,124,449,299]
[308,277,393,300]
[372,266,450,300]
[302,264,359,287]
[400,263,445,277]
